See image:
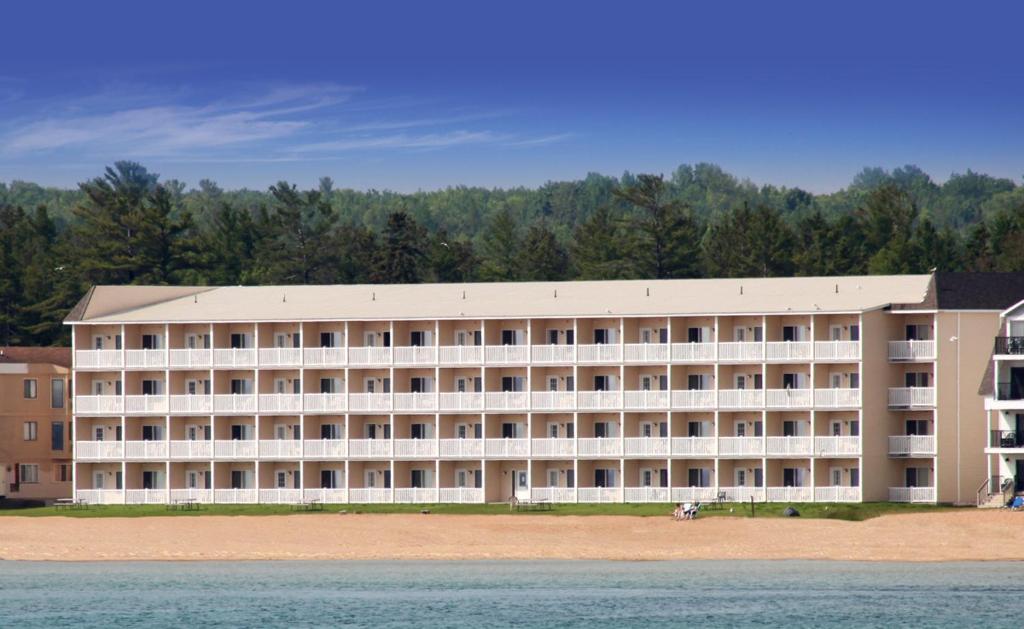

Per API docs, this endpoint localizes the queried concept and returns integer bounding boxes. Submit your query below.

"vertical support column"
[713,315,720,499]
[253,322,260,500]
[619,316,625,502]
[210,413,216,503]
[572,317,579,503]
[857,312,864,501]
[666,316,673,498]
[71,325,78,502]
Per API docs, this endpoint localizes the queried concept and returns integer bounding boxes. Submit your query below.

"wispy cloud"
[293,130,506,152]
[502,133,574,148]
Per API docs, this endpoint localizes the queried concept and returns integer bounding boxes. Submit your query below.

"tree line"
[2,161,1024,347]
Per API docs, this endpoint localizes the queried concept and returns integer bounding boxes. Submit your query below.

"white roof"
[66,275,934,324]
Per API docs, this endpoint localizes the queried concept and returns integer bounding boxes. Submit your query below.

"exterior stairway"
[978,493,1009,509]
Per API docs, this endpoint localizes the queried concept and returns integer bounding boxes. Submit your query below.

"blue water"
[1,560,1022,627]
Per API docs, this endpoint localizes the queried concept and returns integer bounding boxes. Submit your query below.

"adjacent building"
[0,347,73,501]
[63,273,1020,506]
[981,295,1024,504]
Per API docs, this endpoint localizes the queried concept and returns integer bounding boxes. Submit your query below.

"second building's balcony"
[213,439,257,459]
[125,394,168,414]
[393,439,438,458]
[258,394,302,413]
[303,439,347,458]
[531,437,575,457]
[888,435,936,456]
[623,343,669,363]
[348,393,392,413]
[213,394,256,414]
[888,486,936,503]
[813,436,861,456]
[718,389,764,409]
[888,387,936,409]
[125,349,167,369]
[814,388,861,408]
[437,345,483,365]
[438,392,484,412]
[393,392,437,412]
[485,392,529,411]
[531,345,575,364]
[623,486,670,502]
[257,348,302,367]
[169,394,213,414]
[577,390,621,410]
[169,349,213,368]
[718,436,764,456]
[530,391,576,411]
[888,340,936,362]
[672,390,716,410]
[124,440,168,460]
[623,437,670,456]
[259,439,302,458]
[303,393,347,413]
[765,388,812,410]
[623,390,669,410]
[439,438,484,458]
[484,438,529,458]
[75,349,123,370]
[577,437,621,457]
[169,440,213,459]
[765,436,813,456]
[671,437,716,456]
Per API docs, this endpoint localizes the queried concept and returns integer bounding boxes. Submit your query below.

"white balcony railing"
[767,486,813,502]
[888,486,936,503]
[531,345,575,364]
[169,488,213,503]
[393,392,438,412]
[213,488,258,504]
[531,438,575,457]
[438,345,483,365]
[765,436,813,456]
[347,347,392,366]
[624,486,670,502]
[303,488,349,504]
[814,341,860,361]
[125,489,168,505]
[213,394,256,413]
[394,439,438,458]
[74,395,123,414]
[577,344,622,363]
[393,346,437,366]
[75,440,123,460]
[348,439,392,458]
[438,392,484,412]
[484,438,529,458]
[888,340,936,361]
[718,389,764,409]
[671,390,716,410]
[125,349,167,369]
[302,347,347,367]
[671,342,716,362]
[623,390,669,410]
[74,349,123,369]
[212,348,256,368]
[348,393,393,412]
[303,393,346,413]
[671,437,716,456]
[125,394,168,414]
[577,390,621,410]
[303,439,347,459]
[258,348,302,367]
[485,392,529,411]
[888,435,937,456]
[888,387,936,408]
[718,437,764,456]
[439,438,484,458]
[623,437,670,457]
[484,345,528,364]
[259,439,302,458]
[213,439,257,459]
[349,488,393,503]
[124,440,168,460]
[671,487,718,502]
[529,487,576,503]
[765,388,812,409]
[814,486,861,502]
[577,487,623,503]
[438,487,484,503]
[623,343,669,363]
[765,342,812,362]
[169,394,213,414]
[720,486,765,502]
[577,438,622,457]
[394,488,439,503]
[258,394,302,414]
[530,391,576,411]
[168,349,213,368]
[813,436,861,456]
[258,488,303,504]
[169,440,213,459]
[75,489,124,505]
[814,388,861,408]
[718,342,763,362]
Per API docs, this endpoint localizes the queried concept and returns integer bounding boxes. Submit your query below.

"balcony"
[395,488,439,503]
[577,390,621,410]
[303,393,346,413]
[671,437,716,456]
[258,488,303,504]
[438,345,483,365]
[577,438,621,457]
[76,489,125,504]
[671,389,716,410]
[347,347,392,366]
[623,390,669,410]
[394,439,438,458]
[258,439,302,458]
[531,438,575,457]
[888,340,935,361]
[258,394,301,413]
[439,438,484,458]
[348,393,392,413]
[577,344,622,363]
[393,392,437,412]
[303,488,349,504]
[169,440,213,459]
[996,382,1024,402]
[74,395,123,415]
[888,486,936,503]
[214,489,258,504]
[302,347,347,367]
[887,387,935,409]
[718,342,763,362]
[765,342,812,362]
[484,438,529,458]
[125,349,167,369]
[888,435,936,456]
[213,439,257,459]
[213,394,256,413]
[124,440,168,460]
[212,348,256,368]
[814,388,861,409]
[814,341,860,361]
[623,437,670,456]
[349,488,393,503]
[766,486,813,502]
[671,342,715,363]
[303,439,347,459]
[75,349,123,369]
[125,489,167,505]
[720,486,765,502]
[531,345,575,364]
[765,388,812,409]
[348,439,392,458]
[169,349,212,369]
[531,391,576,411]
[718,437,764,456]
[718,389,764,409]
[438,392,484,412]
[529,487,576,503]
[990,430,1024,449]
[765,436,813,456]
[671,487,718,502]
[994,336,1024,356]
[169,394,213,414]
[623,343,669,363]
[485,392,529,411]
[623,486,670,502]
[814,486,861,502]
[484,345,527,364]
[169,488,213,503]
[813,436,861,456]
[577,487,623,503]
[393,346,437,366]
[75,440,123,460]
[258,348,302,367]
[124,394,168,414]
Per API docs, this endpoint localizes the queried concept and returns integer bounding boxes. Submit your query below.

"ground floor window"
[18,464,39,484]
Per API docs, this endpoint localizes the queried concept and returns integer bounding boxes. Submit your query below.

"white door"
[93,471,105,489]
[830,467,843,487]
[735,468,747,487]
[514,469,528,498]
[548,469,559,488]
[186,471,199,489]
[365,470,377,488]
[455,469,468,488]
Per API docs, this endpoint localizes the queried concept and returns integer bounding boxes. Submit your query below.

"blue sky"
[1,1,1022,193]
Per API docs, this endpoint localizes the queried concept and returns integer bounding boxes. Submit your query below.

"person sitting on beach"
[672,503,685,520]
[1011,496,1024,511]
[684,502,701,520]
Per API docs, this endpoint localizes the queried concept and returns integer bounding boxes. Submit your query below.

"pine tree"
[374,211,427,283]
[478,206,522,281]
[614,174,702,278]
[259,182,339,284]
[519,219,570,281]
[428,229,477,282]
[702,204,795,277]
[571,206,632,279]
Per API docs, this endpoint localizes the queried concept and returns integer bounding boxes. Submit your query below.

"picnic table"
[291,499,323,512]
[509,497,552,512]
[166,498,199,511]
[55,498,89,510]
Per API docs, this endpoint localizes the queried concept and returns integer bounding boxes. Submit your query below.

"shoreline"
[2,510,1022,562]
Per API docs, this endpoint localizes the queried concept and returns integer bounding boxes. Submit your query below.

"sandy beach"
[1,510,1022,562]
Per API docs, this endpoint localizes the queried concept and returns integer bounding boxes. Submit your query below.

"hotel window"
[905,467,930,488]
[51,421,64,450]
[905,325,931,341]
[24,421,37,441]
[688,374,712,390]
[547,329,559,345]
[905,372,930,388]
[320,331,340,348]
[593,421,618,438]
[688,468,711,487]
[829,326,842,341]
[594,468,617,488]
[593,328,616,344]
[141,379,164,395]
[850,325,860,341]
[593,375,616,391]
[48,379,65,408]
[410,423,433,439]
[23,379,37,399]
[410,331,432,346]
[19,464,39,484]
[783,468,807,487]
[849,420,860,436]
[849,373,860,388]
[230,333,249,349]
[321,470,341,489]
[850,469,860,487]
[185,333,211,349]
[410,377,434,393]
[500,329,525,345]
[320,424,342,439]
[501,376,525,392]
[141,334,162,350]
[54,464,70,483]
[688,327,710,343]
[547,377,559,392]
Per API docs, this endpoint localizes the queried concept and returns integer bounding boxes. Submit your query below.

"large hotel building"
[65,273,1021,506]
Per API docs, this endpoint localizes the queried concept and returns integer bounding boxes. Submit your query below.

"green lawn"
[0,502,956,520]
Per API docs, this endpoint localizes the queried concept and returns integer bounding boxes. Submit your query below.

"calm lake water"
[1,560,1022,627]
